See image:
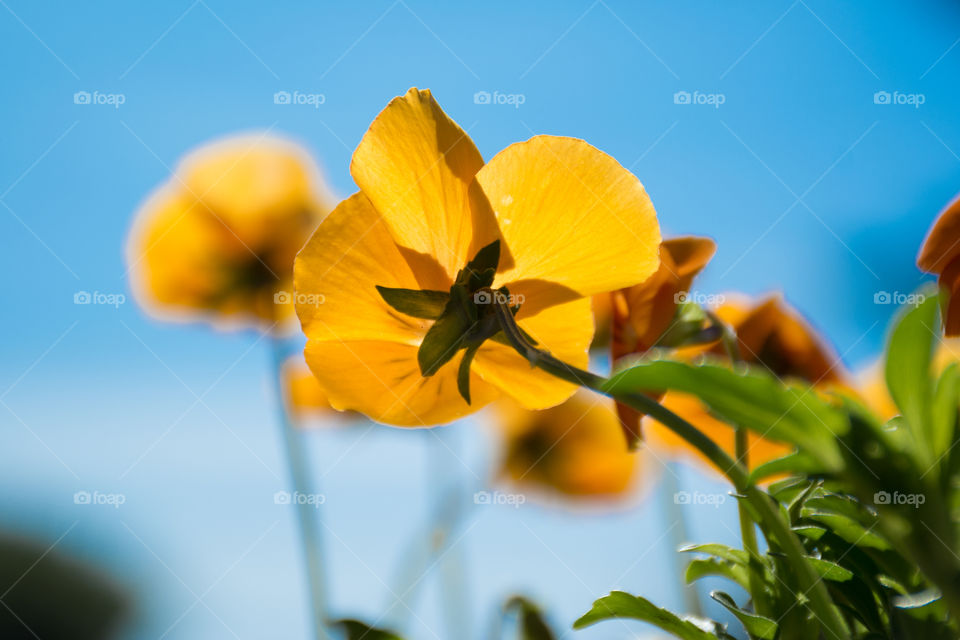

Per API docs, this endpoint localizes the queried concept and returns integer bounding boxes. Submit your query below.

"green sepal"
[417,302,471,376]
[375,286,449,319]
[457,344,480,404]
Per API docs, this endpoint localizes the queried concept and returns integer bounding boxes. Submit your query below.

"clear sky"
[2,1,960,638]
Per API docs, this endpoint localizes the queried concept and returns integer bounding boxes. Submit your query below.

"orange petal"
[350,88,497,280]
[918,194,960,273]
[294,192,431,345]
[303,340,498,426]
[477,136,661,312]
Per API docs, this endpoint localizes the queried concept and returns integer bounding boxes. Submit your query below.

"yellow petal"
[350,88,497,279]
[473,297,593,409]
[477,135,661,310]
[303,340,498,426]
[294,192,431,345]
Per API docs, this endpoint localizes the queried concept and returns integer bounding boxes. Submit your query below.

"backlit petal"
[303,340,498,426]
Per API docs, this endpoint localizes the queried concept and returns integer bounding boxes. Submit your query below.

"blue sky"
[2,1,960,638]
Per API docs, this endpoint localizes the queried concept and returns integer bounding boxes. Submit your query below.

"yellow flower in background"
[647,295,847,472]
[282,355,334,421]
[127,135,332,329]
[858,338,960,421]
[608,236,716,443]
[294,88,661,427]
[497,392,644,499]
[918,193,960,335]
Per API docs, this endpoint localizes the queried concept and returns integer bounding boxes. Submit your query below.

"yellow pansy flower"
[294,88,661,427]
[497,392,644,499]
[647,295,847,472]
[127,135,332,329]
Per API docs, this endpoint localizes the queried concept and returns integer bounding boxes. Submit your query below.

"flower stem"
[492,300,848,639]
[270,337,331,640]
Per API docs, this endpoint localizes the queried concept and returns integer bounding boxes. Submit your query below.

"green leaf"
[332,619,405,640]
[685,558,751,591]
[504,596,556,640]
[710,591,778,639]
[932,362,960,462]
[804,557,853,582]
[680,543,750,567]
[884,290,938,463]
[574,591,723,639]
[604,358,847,471]
[893,588,942,609]
[375,286,449,319]
[749,452,826,484]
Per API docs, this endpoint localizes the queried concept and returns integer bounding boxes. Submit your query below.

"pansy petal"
[477,136,661,308]
[350,87,497,278]
[918,194,960,273]
[473,297,593,409]
[294,192,429,345]
[303,340,498,426]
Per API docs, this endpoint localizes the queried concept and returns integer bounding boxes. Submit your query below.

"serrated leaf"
[333,619,405,640]
[604,359,847,471]
[574,591,722,639]
[375,286,449,319]
[710,591,778,639]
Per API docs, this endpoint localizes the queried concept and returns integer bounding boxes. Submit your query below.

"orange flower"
[608,236,716,443]
[918,194,960,335]
[647,295,847,472]
[127,135,332,330]
[497,391,643,500]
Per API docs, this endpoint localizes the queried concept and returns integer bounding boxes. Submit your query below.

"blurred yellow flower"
[647,296,846,472]
[127,135,332,329]
[497,391,644,499]
[608,236,716,443]
[294,88,661,426]
[282,355,334,421]
[918,193,960,335]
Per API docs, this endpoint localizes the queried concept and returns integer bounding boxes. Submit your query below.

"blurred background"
[2,1,959,638]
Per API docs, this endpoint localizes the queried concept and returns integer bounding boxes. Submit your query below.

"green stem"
[713,311,769,618]
[492,301,848,639]
[270,337,331,640]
